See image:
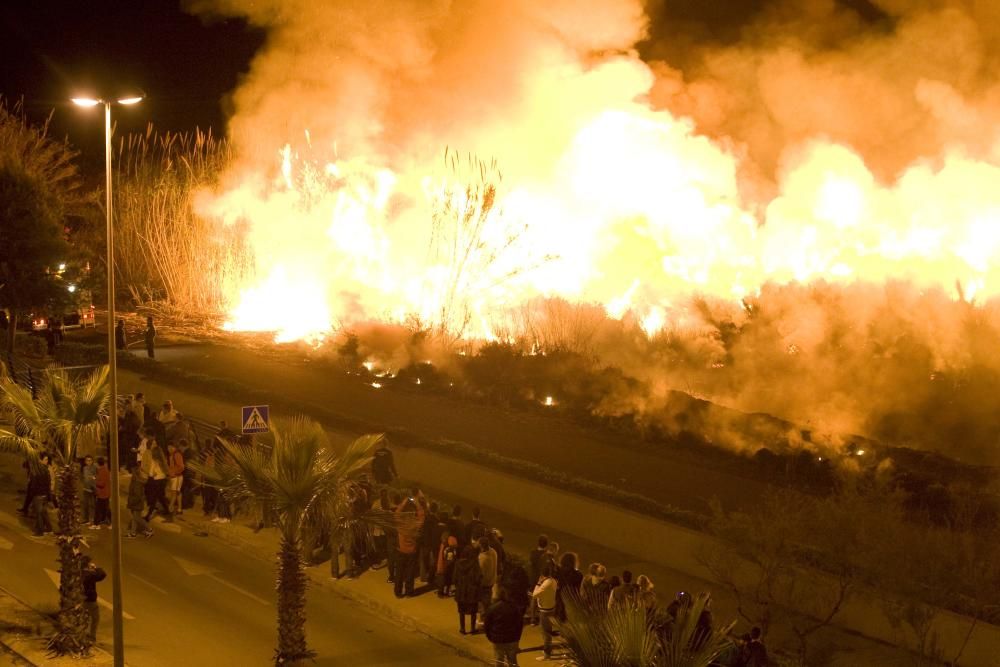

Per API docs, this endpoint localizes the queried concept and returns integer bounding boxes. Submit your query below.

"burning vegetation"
[108,0,1000,465]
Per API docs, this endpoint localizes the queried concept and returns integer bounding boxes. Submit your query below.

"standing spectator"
[532,564,558,661]
[501,554,532,623]
[81,556,106,644]
[371,440,397,484]
[217,420,235,441]
[453,546,483,635]
[384,491,402,583]
[91,457,111,528]
[580,563,612,611]
[488,528,507,579]
[554,552,582,621]
[477,536,498,620]
[465,507,487,545]
[80,456,97,526]
[484,587,524,666]
[144,315,156,358]
[666,590,690,621]
[393,493,425,598]
[436,532,459,597]
[114,319,127,350]
[142,441,171,521]
[419,501,440,582]
[126,467,152,538]
[745,626,768,666]
[371,488,390,567]
[691,595,714,650]
[447,505,464,546]
[132,391,149,433]
[166,442,185,515]
[45,319,57,355]
[636,575,657,613]
[543,541,560,574]
[27,455,53,536]
[133,426,153,468]
[608,570,639,609]
[180,439,198,510]
[527,534,549,626]
[158,400,179,426]
[120,397,141,470]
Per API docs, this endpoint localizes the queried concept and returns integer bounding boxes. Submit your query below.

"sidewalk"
[181,483,921,667]
[0,586,113,667]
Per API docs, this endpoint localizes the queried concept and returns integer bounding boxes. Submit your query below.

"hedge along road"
[124,342,771,517]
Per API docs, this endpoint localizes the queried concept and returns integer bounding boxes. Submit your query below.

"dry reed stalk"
[112,126,254,316]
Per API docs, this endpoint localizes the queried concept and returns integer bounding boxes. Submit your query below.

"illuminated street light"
[72,90,144,667]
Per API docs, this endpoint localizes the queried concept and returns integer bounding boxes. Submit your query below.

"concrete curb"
[0,585,114,667]
[181,514,493,665]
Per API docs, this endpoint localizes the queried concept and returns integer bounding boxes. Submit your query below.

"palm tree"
[199,417,382,665]
[0,365,109,655]
[560,590,736,667]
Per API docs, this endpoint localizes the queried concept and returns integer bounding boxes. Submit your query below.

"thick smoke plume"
[185,0,1000,464]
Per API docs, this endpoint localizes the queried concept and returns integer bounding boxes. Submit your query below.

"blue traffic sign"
[241,405,270,434]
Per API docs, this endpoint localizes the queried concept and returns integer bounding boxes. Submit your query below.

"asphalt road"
[145,343,769,515]
[0,457,475,667]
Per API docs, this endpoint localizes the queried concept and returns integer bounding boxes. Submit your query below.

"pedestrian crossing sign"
[241,405,270,434]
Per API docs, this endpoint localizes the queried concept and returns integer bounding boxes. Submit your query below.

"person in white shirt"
[532,565,558,661]
[157,400,179,425]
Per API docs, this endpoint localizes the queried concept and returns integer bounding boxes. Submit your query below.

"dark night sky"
[0,0,263,169]
[2,0,885,172]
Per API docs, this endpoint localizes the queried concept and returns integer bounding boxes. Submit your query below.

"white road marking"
[0,535,12,550]
[130,573,168,595]
[172,556,269,606]
[44,568,136,620]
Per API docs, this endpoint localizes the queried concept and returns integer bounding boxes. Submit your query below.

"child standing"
[437,533,459,597]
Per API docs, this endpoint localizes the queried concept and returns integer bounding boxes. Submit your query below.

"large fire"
[178,0,1000,461]
[203,100,1000,344]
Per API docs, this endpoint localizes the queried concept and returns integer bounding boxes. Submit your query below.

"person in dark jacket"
[744,626,768,666]
[126,467,153,538]
[446,505,464,547]
[527,534,549,625]
[580,562,613,612]
[453,546,483,634]
[114,319,127,350]
[554,551,583,621]
[465,507,487,545]
[484,587,524,666]
[27,455,53,536]
[180,440,198,510]
[419,501,440,582]
[371,441,397,484]
[81,556,107,642]
[144,316,156,358]
[690,595,714,650]
[500,556,532,621]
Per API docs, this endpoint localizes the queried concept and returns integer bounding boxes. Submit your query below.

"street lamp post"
[71,94,143,667]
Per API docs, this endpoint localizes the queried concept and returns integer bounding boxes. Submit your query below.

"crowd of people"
[324,444,770,666]
[15,391,770,666]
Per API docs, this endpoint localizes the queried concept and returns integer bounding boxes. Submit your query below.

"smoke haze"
[184,0,1000,464]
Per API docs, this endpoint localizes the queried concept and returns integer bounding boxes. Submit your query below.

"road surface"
[0,456,475,667]
[144,343,769,515]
